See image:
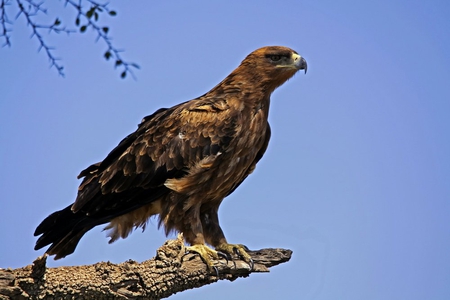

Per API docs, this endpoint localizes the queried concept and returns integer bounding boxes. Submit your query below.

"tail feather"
[34,204,100,259]
[34,204,72,238]
[34,187,169,259]
[45,228,90,260]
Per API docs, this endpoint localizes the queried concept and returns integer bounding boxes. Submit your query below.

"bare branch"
[0,0,13,47]
[0,235,292,299]
[14,0,75,76]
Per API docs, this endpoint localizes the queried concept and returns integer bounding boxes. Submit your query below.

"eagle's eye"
[268,55,282,62]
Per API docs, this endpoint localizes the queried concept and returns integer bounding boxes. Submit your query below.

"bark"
[0,235,292,299]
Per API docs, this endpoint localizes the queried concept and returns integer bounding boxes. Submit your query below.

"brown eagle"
[34,46,307,267]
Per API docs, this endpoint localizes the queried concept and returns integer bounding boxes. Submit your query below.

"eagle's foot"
[185,244,221,273]
[215,243,254,270]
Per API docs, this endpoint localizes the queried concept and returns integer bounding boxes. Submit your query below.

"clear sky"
[1,1,449,299]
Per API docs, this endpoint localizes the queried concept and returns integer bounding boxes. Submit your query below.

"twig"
[15,0,75,76]
[0,0,139,78]
[64,0,139,79]
[0,0,12,47]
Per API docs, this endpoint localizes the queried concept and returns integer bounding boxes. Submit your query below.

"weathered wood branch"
[0,235,292,299]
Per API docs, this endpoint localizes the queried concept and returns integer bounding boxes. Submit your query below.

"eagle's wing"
[71,97,236,216]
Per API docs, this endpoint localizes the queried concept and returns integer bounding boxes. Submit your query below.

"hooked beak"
[299,57,307,74]
[292,53,307,74]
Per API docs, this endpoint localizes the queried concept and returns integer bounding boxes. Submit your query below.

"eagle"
[34,46,307,268]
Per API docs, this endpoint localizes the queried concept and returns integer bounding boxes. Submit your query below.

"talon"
[213,266,219,277]
[221,250,236,268]
[217,251,231,265]
[248,258,254,270]
[215,243,253,269]
[185,244,220,271]
[231,258,237,269]
[181,251,197,262]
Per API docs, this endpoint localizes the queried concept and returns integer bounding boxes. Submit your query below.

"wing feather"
[72,98,236,215]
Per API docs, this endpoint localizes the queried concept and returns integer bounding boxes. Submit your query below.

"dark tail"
[34,204,102,259]
[34,186,169,259]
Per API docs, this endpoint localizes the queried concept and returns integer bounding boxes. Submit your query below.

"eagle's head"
[238,46,307,93]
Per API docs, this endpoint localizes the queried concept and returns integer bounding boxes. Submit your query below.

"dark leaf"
[86,8,94,19]
[115,60,123,67]
[121,71,127,78]
[94,12,99,21]
[75,17,80,26]
[104,51,111,60]
[80,25,87,33]
[102,27,109,34]
[109,10,117,16]
[54,18,61,26]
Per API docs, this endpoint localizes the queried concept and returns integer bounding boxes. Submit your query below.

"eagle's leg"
[183,207,223,271]
[201,208,254,270]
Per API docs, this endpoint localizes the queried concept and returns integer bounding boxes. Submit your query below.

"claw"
[213,266,219,278]
[247,257,254,270]
[185,244,220,273]
[234,246,253,270]
[222,251,236,269]
[215,243,253,270]
[217,250,231,265]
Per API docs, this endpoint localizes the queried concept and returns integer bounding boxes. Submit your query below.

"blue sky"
[1,1,449,299]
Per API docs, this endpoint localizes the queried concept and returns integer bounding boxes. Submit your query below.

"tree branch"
[0,0,139,78]
[0,235,292,299]
[64,0,139,79]
[15,0,70,76]
[0,0,12,47]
